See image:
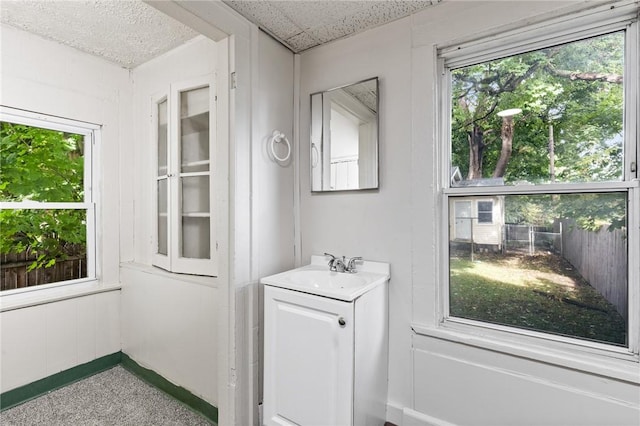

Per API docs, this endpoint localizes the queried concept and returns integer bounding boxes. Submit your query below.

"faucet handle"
[324,253,338,269]
[324,252,336,264]
[347,257,363,273]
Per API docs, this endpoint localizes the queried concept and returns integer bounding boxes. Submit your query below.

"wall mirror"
[311,77,379,192]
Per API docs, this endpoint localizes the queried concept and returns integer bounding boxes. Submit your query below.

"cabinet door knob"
[338,317,346,327]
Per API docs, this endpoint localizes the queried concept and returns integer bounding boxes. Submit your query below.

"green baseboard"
[1,352,218,425]
[120,353,218,424]
[0,351,122,411]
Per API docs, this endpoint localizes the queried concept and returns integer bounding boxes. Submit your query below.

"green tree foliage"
[452,31,625,229]
[0,122,86,270]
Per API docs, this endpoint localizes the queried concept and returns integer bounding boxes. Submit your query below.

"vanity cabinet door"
[264,286,354,426]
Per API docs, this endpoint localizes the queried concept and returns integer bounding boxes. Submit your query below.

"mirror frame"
[310,77,379,193]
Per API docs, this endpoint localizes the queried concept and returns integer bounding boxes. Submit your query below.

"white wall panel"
[119,265,218,405]
[299,17,414,408]
[413,337,639,425]
[44,300,78,375]
[121,34,219,406]
[0,305,47,392]
[0,292,121,393]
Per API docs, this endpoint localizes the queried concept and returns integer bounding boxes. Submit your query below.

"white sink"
[260,256,390,301]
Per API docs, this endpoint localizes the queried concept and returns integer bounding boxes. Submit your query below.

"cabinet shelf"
[181,212,210,218]
[181,160,210,168]
[181,112,209,135]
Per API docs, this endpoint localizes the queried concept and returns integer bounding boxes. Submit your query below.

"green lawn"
[449,252,627,345]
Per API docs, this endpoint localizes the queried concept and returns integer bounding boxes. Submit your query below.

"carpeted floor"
[0,366,213,425]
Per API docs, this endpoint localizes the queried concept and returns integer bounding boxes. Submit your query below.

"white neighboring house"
[450,167,505,250]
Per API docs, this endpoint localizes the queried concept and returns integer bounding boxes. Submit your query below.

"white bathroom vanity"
[261,255,390,426]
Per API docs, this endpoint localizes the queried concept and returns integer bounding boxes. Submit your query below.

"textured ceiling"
[224,0,438,52]
[0,1,440,68]
[0,0,199,68]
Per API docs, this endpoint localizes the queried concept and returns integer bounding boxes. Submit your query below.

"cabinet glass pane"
[182,216,211,259]
[182,217,210,259]
[181,176,210,214]
[180,86,210,174]
[157,178,168,256]
[157,100,168,176]
[181,175,210,260]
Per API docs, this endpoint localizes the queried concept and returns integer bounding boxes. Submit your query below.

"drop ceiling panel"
[0,1,439,67]
[0,0,199,68]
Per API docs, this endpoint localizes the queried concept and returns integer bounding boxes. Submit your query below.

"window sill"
[0,279,121,313]
[119,262,219,288]
[411,321,639,384]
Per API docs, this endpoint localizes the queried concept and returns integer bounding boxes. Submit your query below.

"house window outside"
[441,9,638,350]
[477,201,493,224]
[0,107,97,292]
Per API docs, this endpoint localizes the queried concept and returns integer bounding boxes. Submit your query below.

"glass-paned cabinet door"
[153,76,216,276]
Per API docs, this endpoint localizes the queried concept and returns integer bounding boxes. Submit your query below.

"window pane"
[0,209,87,291]
[449,193,627,346]
[451,32,624,186]
[0,122,85,202]
[157,100,168,176]
[180,86,210,174]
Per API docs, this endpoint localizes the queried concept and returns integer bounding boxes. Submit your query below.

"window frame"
[0,106,100,294]
[434,3,640,363]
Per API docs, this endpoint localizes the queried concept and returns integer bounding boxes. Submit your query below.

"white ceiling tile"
[284,31,319,52]
[271,1,372,30]
[2,0,439,60]
[225,0,302,40]
[0,0,198,68]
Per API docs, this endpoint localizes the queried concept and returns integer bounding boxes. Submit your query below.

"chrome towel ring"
[270,130,291,162]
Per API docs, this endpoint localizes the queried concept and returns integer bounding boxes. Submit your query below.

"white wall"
[299,15,415,411]
[119,36,220,406]
[237,29,296,425]
[0,24,125,392]
[298,2,640,425]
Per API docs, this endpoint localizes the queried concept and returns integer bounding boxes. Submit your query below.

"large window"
[0,107,97,291]
[441,7,638,351]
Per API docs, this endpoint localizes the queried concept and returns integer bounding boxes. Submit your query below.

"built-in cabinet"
[263,282,388,426]
[153,76,217,276]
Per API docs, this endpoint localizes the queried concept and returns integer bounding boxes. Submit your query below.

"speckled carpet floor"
[0,366,213,425]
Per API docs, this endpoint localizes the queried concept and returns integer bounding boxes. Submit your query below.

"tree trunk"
[492,116,514,178]
[467,125,484,180]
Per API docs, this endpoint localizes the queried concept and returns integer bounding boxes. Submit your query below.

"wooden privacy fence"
[1,251,86,291]
[558,219,627,320]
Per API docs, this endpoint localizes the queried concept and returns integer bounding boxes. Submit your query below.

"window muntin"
[443,22,637,350]
[0,110,96,291]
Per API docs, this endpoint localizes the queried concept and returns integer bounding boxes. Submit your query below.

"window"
[440,5,638,351]
[477,201,493,224]
[0,107,98,291]
[152,76,217,276]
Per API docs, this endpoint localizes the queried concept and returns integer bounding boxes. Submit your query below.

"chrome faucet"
[324,253,362,273]
[346,257,362,273]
